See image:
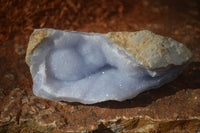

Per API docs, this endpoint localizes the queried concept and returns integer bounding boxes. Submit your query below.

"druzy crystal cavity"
[26,29,192,104]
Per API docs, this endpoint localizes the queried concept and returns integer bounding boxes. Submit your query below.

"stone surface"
[0,87,200,132]
[0,0,200,132]
[106,31,192,69]
[26,29,192,104]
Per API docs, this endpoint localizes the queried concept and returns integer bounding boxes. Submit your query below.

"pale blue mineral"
[26,29,192,104]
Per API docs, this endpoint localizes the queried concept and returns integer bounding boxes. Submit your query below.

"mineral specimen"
[26,29,192,104]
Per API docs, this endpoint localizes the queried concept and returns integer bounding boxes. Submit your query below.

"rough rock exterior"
[25,29,56,65]
[106,30,192,69]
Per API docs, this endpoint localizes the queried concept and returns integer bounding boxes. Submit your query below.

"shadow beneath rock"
[64,62,200,109]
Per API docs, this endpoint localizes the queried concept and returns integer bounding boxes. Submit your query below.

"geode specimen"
[26,29,192,104]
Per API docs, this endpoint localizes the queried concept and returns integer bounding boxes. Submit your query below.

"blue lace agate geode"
[26,29,192,104]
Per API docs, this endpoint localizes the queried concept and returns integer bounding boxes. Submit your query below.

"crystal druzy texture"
[26,29,192,104]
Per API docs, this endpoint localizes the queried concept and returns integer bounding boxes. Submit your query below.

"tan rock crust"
[25,29,55,65]
[106,30,193,69]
